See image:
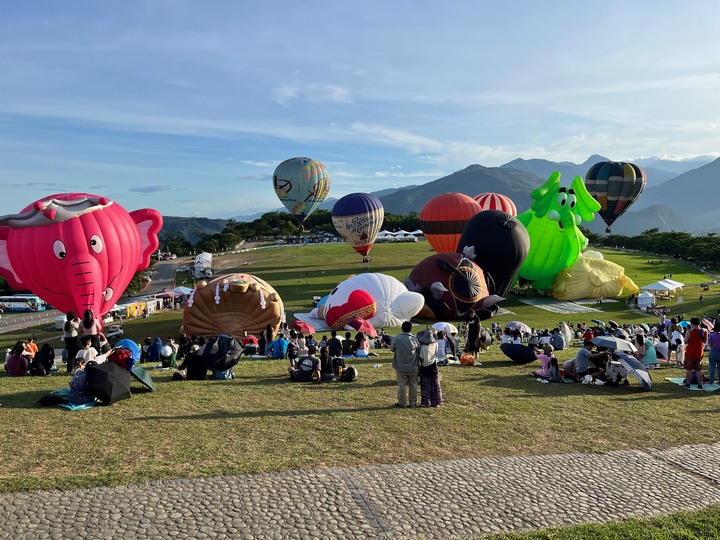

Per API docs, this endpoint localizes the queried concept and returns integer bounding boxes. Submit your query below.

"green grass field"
[1,242,719,535]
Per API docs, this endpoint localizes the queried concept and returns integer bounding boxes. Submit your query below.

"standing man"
[684,317,708,389]
[391,321,420,408]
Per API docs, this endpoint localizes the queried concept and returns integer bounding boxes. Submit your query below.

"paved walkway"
[3,442,720,539]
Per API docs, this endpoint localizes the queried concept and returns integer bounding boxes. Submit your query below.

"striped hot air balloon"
[473,192,517,216]
[332,193,384,257]
[584,161,645,233]
[420,193,482,253]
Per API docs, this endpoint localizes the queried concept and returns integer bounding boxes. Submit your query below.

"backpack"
[108,348,135,371]
[286,342,299,360]
[339,366,357,382]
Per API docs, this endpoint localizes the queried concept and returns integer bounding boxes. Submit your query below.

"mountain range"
[165,154,719,242]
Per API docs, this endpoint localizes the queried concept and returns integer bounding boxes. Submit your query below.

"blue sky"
[1,1,719,218]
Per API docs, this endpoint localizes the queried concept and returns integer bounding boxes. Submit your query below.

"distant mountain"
[501,155,677,187]
[377,164,541,214]
[634,155,717,175]
[632,157,720,230]
[584,204,691,236]
[160,216,228,244]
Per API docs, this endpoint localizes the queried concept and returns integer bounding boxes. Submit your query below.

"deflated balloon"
[585,161,645,233]
[457,210,529,297]
[551,253,640,301]
[273,157,331,230]
[332,193,384,257]
[0,193,162,319]
[183,273,284,339]
[420,193,481,253]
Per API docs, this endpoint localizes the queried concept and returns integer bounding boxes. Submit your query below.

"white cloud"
[351,122,443,154]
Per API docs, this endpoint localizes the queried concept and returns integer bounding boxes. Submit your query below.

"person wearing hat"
[176,342,208,380]
[417,328,443,407]
[391,321,421,408]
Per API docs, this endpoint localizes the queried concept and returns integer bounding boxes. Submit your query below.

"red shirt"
[685,327,707,360]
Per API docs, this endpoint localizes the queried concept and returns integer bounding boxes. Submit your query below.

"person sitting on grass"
[75,336,99,365]
[573,341,610,382]
[289,345,321,382]
[342,332,356,356]
[531,344,554,379]
[6,343,29,377]
[68,356,95,405]
[318,346,335,382]
[354,332,370,357]
[160,337,179,368]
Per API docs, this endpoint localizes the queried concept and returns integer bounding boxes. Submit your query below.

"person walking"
[706,322,720,386]
[391,321,420,408]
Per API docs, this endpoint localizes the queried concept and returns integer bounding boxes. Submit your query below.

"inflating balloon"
[273,157,331,231]
[0,193,162,319]
[474,193,517,216]
[319,273,423,329]
[517,173,601,291]
[420,193,481,253]
[331,193,384,257]
[324,289,376,330]
[183,273,284,339]
[457,210,529,297]
[551,252,640,301]
[405,253,498,320]
[585,161,645,233]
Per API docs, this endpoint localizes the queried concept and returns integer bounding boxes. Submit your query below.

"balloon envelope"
[474,193,517,216]
[273,157,331,230]
[332,193,384,256]
[420,193,481,253]
[457,210,529,297]
[585,161,645,232]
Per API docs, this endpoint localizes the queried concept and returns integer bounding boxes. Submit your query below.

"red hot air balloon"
[420,193,482,253]
[473,192,517,216]
[584,161,645,233]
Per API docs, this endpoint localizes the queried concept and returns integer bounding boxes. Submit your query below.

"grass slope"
[1,243,718,499]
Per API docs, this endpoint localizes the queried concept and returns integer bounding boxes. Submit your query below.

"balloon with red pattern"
[420,193,482,253]
[473,192,517,216]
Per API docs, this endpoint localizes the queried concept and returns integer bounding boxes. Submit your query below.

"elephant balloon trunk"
[66,255,104,316]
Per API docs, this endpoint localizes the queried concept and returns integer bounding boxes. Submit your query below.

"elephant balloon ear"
[570,175,601,222]
[0,225,24,289]
[130,209,163,270]
[529,172,561,218]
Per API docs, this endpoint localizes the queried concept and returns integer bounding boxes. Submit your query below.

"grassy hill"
[1,242,718,494]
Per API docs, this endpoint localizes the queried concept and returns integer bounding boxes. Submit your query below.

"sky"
[1,1,720,219]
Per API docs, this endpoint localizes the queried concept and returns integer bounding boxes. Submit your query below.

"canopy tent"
[637,291,655,308]
[660,278,684,288]
[377,230,394,238]
[641,280,678,292]
[410,229,424,236]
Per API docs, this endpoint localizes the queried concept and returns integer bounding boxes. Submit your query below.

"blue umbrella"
[639,323,650,333]
[591,319,605,326]
[616,352,652,390]
[115,338,141,361]
[678,320,690,328]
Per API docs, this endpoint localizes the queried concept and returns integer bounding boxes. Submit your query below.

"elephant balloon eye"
[89,234,103,254]
[557,193,568,207]
[567,194,577,208]
[53,240,67,259]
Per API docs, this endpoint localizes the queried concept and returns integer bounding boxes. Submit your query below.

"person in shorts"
[684,317,708,389]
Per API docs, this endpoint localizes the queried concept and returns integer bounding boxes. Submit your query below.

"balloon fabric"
[457,210,529,297]
[516,173,601,291]
[585,161,645,233]
[332,193,384,257]
[0,193,162,320]
[272,157,331,230]
[420,193,481,253]
[474,193,517,216]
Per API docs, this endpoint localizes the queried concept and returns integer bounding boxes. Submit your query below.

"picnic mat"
[519,297,603,314]
[665,377,720,392]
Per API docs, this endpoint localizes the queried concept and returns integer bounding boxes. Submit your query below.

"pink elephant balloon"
[0,193,162,319]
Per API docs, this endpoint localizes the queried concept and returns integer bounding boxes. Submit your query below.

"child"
[548,357,563,382]
[531,344,554,379]
[675,338,685,368]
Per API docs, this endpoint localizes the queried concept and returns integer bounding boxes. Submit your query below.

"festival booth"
[194,252,213,276]
[637,291,655,310]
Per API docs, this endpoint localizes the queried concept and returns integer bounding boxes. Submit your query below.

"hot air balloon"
[331,193,384,257]
[473,192,517,216]
[584,161,645,233]
[272,157,331,230]
[420,193,481,253]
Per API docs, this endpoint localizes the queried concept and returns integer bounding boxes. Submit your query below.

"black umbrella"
[500,343,537,365]
[85,361,131,405]
[615,352,653,390]
[202,335,243,371]
[130,365,156,391]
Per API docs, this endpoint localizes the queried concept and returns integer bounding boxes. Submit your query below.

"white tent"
[377,230,394,238]
[641,280,677,292]
[660,278,684,289]
[393,229,412,237]
[410,229,424,236]
[637,291,655,308]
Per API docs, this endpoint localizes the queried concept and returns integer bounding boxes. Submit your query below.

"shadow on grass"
[132,404,392,422]
[465,371,697,401]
